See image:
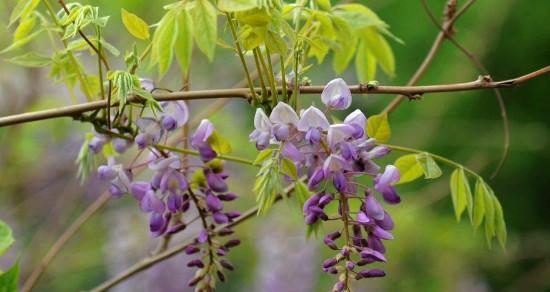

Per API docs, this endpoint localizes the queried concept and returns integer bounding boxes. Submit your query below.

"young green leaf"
[153,10,178,77]
[492,194,507,249]
[483,183,496,247]
[218,0,258,12]
[265,30,287,56]
[175,8,194,74]
[207,131,232,155]
[121,9,150,40]
[394,154,423,184]
[13,14,36,41]
[449,167,473,222]
[294,180,312,208]
[355,39,377,82]
[361,28,395,77]
[0,220,14,256]
[254,148,274,165]
[0,29,44,54]
[5,52,52,67]
[415,152,442,179]
[254,158,283,214]
[191,0,217,61]
[281,158,298,180]
[473,178,486,229]
[332,16,356,74]
[9,0,40,26]
[0,260,19,292]
[366,113,390,142]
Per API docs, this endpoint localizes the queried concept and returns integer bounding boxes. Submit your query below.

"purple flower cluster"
[250,78,402,290]
[89,85,240,289]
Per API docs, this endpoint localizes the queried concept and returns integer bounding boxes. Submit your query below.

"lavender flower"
[249,108,272,150]
[321,78,352,110]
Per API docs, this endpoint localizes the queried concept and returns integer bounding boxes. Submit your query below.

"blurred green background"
[0,0,549,291]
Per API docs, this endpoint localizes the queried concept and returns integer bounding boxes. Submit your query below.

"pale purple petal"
[297,106,330,131]
[321,78,352,110]
[269,102,299,126]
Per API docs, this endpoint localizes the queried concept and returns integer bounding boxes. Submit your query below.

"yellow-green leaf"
[361,28,395,77]
[254,148,274,165]
[175,8,193,74]
[13,14,36,41]
[153,10,178,77]
[121,8,150,40]
[416,152,442,179]
[218,0,258,12]
[366,113,390,142]
[355,39,377,82]
[294,180,312,207]
[394,154,423,185]
[9,0,40,26]
[281,158,298,180]
[265,30,287,56]
[207,131,232,155]
[473,178,486,229]
[5,52,52,67]
[191,0,217,61]
[236,8,270,26]
[450,167,473,222]
[483,184,496,247]
[492,194,507,249]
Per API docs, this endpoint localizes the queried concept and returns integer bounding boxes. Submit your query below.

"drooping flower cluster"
[250,78,401,290]
[88,82,240,290]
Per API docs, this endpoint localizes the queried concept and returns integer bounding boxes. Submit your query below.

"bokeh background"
[0,0,549,291]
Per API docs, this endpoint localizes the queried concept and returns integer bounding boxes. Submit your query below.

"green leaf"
[191,0,217,61]
[0,29,44,54]
[333,4,387,30]
[254,148,274,165]
[175,8,194,74]
[281,158,298,180]
[415,152,442,179]
[265,30,287,56]
[394,154,423,185]
[0,260,19,292]
[153,10,178,77]
[9,0,40,26]
[235,8,270,26]
[332,16,356,74]
[473,178,486,229]
[361,28,395,77]
[294,180,312,208]
[449,168,473,222]
[366,113,390,143]
[207,131,232,155]
[121,8,150,40]
[218,0,258,12]
[316,0,331,10]
[355,39,376,82]
[483,184,496,247]
[5,52,52,67]
[492,194,507,249]
[254,158,283,214]
[13,14,36,41]
[0,220,14,256]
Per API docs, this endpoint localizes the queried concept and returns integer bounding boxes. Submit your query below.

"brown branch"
[1,66,548,128]
[21,192,112,292]
[382,0,476,113]
[89,185,294,292]
[419,0,510,179]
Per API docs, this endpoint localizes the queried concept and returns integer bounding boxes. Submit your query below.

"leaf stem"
[225,12,256,101]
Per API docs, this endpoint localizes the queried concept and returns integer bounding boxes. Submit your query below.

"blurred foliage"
[0,0,548,291]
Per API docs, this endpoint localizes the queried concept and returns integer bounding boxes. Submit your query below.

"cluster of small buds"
[88,79,241,290]
[250,78,402,290]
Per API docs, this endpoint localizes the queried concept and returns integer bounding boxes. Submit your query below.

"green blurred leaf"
[492,194,507,249]
[355,39,376,82]
[0,220,14,257]
[416,152,442,179]
[0,260,19,292]
[175,8,194,74]
[153,10,178,77]
[13,14,36,41]
[121,8,150,40]
[266,30,287,56]
[191,0,217,60]
[394,154,423,185]
[366,113,390,142]
[473,178,486,230]
[449,168,473,222]
[0,29,44,54]
[236,8,270,26]
[281,158,298,180]
[254,148,274,165]
[208,131,232,155]
[9,0,40,26]
[332,16,356,74]
[483,184,496,247]
[218,0,258,12]
[361,28,395,77]
[5,52,52,67]
[294,180,312,208]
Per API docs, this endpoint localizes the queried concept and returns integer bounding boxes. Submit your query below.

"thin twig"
[419,0,510,178]
[383,0,476,113]
[1,67,547,127]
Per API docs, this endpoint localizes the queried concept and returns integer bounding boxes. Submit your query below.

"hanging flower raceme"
[249,78,401,290]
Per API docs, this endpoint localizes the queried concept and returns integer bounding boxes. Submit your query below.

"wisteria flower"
[374,165,401,204]
[249,108,272,150]
[135,118,164,149]
[297,106,330,144]
[191,119,216,161]
[269,102,299,141]
[159,101,189,131]
[321,78,352,110]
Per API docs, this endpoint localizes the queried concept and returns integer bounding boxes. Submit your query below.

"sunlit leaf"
[449,167,473,222]
[355,39,376,82]
[218,0,258,12]
[121,8,150,40]
[208,131,232,155]
[281,158,298,180]
[191,0,217,60]
[9,0,40,26]
[416,152,442,179]
[265,30,287,56]
[394,154,423,185]
[366,113,390,143]
[473,178,486,229]
[254,148,274,165]
[175,8,194,74]
[361,28,395,77]
[152,10,178,77]
[13,14,36,41]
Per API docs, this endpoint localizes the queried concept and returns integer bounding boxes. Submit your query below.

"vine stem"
[89,182,297,292]
[382,0,476,114]
[1,66,547,127]
[384,143,479,178]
